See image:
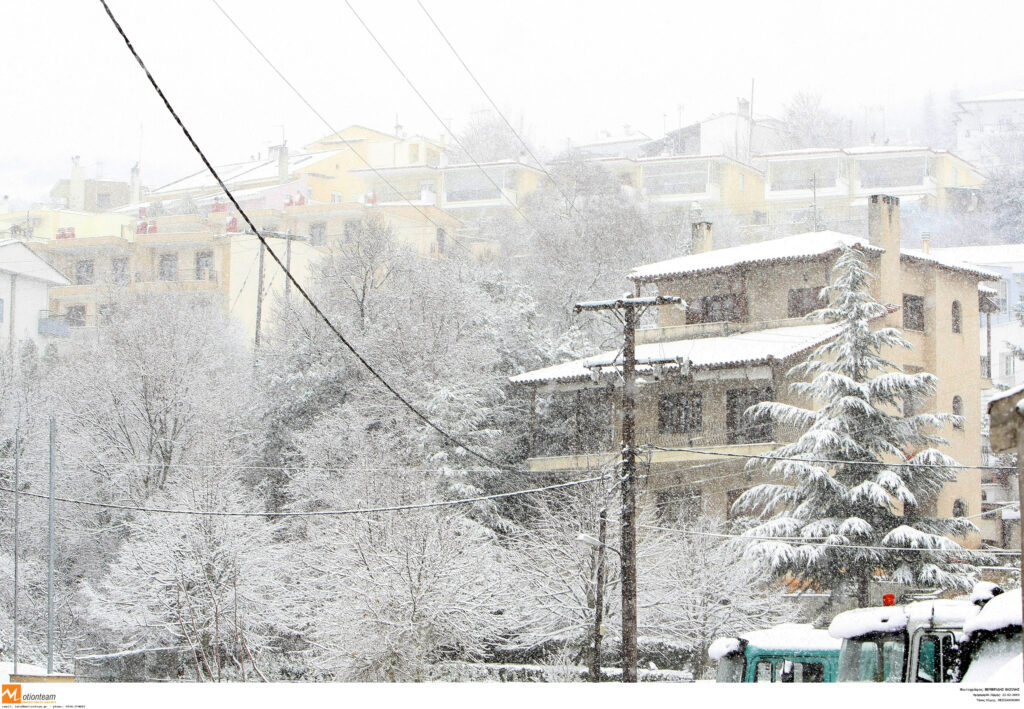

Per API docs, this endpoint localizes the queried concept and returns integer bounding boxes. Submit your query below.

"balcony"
[527,440,777,474]
[636,317,810,344]
[37,316,70,338]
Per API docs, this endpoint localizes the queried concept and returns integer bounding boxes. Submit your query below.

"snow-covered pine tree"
[733,244,986,608]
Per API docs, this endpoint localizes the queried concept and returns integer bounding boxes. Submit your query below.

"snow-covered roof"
[152,150,346,195]
[964,588,1022,636]
[829,599,978,639]
[933,244,1024,269]
[979,284,1000,296]
[0,240,70,285]
[961,89,1024,104]
[708,624,841,660]
[510,322,843,386]
[627,231,999,283]
[1,662,71,682]
[628,231,879,282]
[899,248,1001,280]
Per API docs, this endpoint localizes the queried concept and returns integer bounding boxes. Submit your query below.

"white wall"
[0,272,54,351]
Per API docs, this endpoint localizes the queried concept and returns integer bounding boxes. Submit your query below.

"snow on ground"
[1,661,49,683]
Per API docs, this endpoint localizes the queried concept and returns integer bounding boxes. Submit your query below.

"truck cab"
[829,596,979,683]
[709,624,842,682]
[960,587,1022,684]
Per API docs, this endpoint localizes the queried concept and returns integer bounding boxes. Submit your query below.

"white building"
[0,239,71,350]
[955,89,1024,170]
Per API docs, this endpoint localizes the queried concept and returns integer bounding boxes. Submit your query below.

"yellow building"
[513,195,992,543]
[30,209,317,346]
[758,146,985,234]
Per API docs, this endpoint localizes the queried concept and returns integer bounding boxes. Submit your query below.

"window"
[195,251,214,280]
[951,300,962,333]
[903,294,925,331]
[343,220,361,241]
[916,633,957,683]
[111,257,130,286]
[98,303,115,326]
[655,487,702,524]
[788,286,825,318]
[952,396,964,429]
[1001,353,1015,377]
[754,661,774,682]
[65,305,86,327]
[158,253,178,281]
[330,192,344,203]
[687,293,746,324]
[95,192,112,209]
[309,222,327,247]
[658,392,703,433]
[952,499,967,517]
[726,488,749,520]
[726,387,773,444]
[75,260,95,285]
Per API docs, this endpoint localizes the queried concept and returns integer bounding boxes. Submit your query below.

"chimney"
[920,232,931,254]
[130,162,141,204]
[691,221,713,254]
[69,156,85,211]
[868,194,901,311]
[737,97,750,117]
[269,144,288,184]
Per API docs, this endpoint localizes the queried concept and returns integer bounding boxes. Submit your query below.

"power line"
[0,470,609,519]
[415,0,576,212]
[207,0,474,257]
[638,523,1021,556]
[341,0,544,233]
[97,0,513,473]
[649,444,1016,472]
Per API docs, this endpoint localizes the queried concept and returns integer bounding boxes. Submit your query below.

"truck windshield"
[838,636,906,682]
[716,653,745,682]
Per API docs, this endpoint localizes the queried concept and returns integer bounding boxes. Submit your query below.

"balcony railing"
[37,314,70,338]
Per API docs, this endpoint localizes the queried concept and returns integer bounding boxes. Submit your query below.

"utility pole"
[47,417,55,675]
[589,507,607,682]
[12,429,19,674]
[284,231,293,300]
[574,294,680,682]
[254,239,266,348]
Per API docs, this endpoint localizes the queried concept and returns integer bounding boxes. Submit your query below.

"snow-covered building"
[513,195,992,534]
[0,239,71,349]
[984,385,1024,550]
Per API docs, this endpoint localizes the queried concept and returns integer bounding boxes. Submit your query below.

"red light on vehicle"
[882,594,896,607]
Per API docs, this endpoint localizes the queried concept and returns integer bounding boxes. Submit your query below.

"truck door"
[912,632,959,683]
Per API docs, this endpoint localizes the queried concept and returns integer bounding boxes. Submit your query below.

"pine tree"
[733,245,986,608]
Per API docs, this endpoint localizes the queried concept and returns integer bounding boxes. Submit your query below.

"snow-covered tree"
[781,90,848,149]
[733,245,986,608]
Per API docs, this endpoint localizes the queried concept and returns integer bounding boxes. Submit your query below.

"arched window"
[952,396,964,429]
[952,300,962,333]
[952,499,967,517]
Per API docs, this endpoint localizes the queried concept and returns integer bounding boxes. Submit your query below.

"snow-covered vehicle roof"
[964,588,1023,637]
[708,623,841,660]
[829,599,979,639]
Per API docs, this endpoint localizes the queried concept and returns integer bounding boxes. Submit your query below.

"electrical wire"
[649,444,1016,472]
[206,0,474,257]
[0,471,609,518]
[414,0,577,213]
[97,0,514,473]
[637,523,1021,556]
[341,0,544,234]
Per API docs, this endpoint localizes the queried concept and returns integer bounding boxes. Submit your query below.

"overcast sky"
[2,0,1022,205]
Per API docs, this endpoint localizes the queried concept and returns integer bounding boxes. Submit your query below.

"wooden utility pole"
[574,294,680,682]
[589,507,608,682]
[47,417,55,674]
[254,240,266,348]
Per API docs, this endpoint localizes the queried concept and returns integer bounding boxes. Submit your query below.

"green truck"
[709,623,842,682]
